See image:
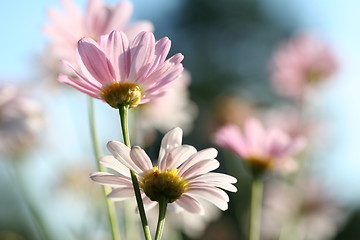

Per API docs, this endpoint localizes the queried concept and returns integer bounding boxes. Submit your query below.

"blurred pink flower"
[135,70,197,143]
[270,33,337,99]
[0,85,44,154]
[44,0,153,69]
[213,118,306,175]
[91,127,237,213]
[262,178,346,240]
[58,30,184,108]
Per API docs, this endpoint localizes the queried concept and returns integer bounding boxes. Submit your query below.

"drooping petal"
[77,37,115,85]
[130,146,154,172]
[108,186,135,201]
[176,194,204,214]
[58,75,100,99]
[189,181,238,192]
[187,187,229,211]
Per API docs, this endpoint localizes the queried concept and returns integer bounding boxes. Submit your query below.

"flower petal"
[77,37,115,85]
[177,148,217,175]
[130,146,153,172]
[180,159,220,179]
[107,141,143,174]
[187,186,229,211]
[99,155,130,177]
[213,124,247,157]
[176,194,204,214]
[90,172,132,188]
[128,32,155,82]
[104,0,133,33]
[158,127,183,171]
[163,145,197,171]
[108,187,135,201]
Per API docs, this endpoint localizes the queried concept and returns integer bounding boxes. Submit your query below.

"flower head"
[44,0,153,68]
[91,128,237,213]
[270,33,337,99]
[213,118,306,176]
[58,30,184,108]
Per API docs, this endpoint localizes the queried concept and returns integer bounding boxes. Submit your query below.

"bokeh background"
[1,0,360,239]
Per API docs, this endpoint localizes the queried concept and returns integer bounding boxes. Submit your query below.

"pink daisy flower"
[44,0,153,68]
[58,30,184,108]
[213,118,306,176]
[270,33,337,99]
[91,127,237,214]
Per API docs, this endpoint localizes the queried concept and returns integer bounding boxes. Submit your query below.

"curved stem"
[248,178,263,240]
[118,105,152,240]
[154,198,168,240]
[88,98,121,240]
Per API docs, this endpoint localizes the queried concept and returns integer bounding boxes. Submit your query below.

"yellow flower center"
[100,82,143,109]
[140,166,189,203]
[246,156,274,177]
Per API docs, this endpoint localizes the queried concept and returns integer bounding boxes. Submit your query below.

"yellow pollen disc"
[247,156,274,176]
[141,166,189,203]
[100,82,143,109]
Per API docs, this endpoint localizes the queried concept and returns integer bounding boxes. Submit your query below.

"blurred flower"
[91,127,237,213]
[270,33,337,100]
[59,30,184,109]
[213,118,306,176]
[211,95,255,129]
[0,85,44,155]
[44,0,153,71]
[134,70,197,145]
[262,178,346,240]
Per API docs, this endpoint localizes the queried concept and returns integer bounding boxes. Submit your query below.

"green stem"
[118,105,152,240]
[248,178,263,240]
[154,198,168,240]
[88,98,121,240]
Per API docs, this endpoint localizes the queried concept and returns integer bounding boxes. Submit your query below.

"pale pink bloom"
[91,127,237,214]
[0,85,44,154]
[135,70,197,144]
[270,33,337,99]
[262,178,346,240]
[58,30,184,108]
[44,0,153,69]
[213,118,306,174]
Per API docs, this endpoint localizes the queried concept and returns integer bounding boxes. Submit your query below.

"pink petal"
[180,159,220,179]
[145,37,171,75]
[187,187,229,211]
[124,21,155,41]
[213,124,248,157]
[90,172,132,188]
[77,37,115,85]
[104,0,133,33]
[163,145,197,171]
[244,118,266,155]
[128,32,155,82]
[99,155,131,177]
[130,146,154,171]
[176,194,204,214]
[58,75,100,99]
[108,186,135,201]
[101,31,130,82]
[158,127,183,170]
[177,148,217,175]
[84,0,107,37]
[107,141,143,174]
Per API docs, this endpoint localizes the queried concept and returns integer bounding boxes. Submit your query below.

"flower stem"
[118,105,152,240]
[88,97,121,240]
[154,198,168,240]
[248,178,263,240]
